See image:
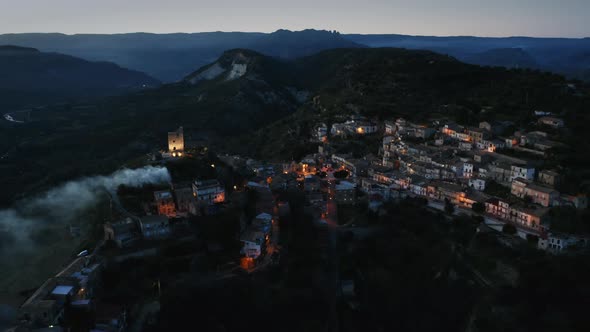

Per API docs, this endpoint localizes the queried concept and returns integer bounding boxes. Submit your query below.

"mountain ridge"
[0,45,160,109]
[0,29,363,82]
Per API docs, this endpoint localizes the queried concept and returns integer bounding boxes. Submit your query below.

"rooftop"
[195,179,221,187]
[431,181,464,193]
[240,230,265,243]
[526,182,558,194]
[540,169,560,177]
[335,181,356,190]
[255,212,272,221]
[154,190,172,200]
[51,285,74,296]
[141,215,169,225]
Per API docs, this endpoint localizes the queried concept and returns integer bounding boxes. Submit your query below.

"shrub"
[502,223,517,235]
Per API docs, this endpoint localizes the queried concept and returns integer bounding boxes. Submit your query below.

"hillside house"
[511,179,559,207]
[427,181,465,204]
[384,121,396,135]
[140,215,170,239]
[103,219,140,248]
[315,123,328,142]
[560,194,588,210]
[538,116,564,128]
[458,141,473,150]
[468,178,486,191]
[334,181,356,204]
[304,175,321,192]
[466,127,490,143]
[173,185,196,215]
[154,190,176,217]
[485,198,548,231]
[192,179,225,205]
[538,169,561,188]
[510,164,535,182]
[539,233,590,252]
[240,230,266,259]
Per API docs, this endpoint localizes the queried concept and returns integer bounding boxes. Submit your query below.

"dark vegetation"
[0,45,159,109]
[132,197,590,332]
[547,206,590,235]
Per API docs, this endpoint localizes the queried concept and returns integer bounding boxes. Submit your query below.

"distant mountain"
[464,48,539,69]
[0,30,363,82]
[0,45,159,109]
[246,29,363,59]
[344,34,590,81]
[3,31,589,82]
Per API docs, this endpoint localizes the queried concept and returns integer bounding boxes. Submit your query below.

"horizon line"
[1,29,588,40]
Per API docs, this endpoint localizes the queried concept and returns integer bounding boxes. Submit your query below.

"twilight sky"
[1,0,588,37]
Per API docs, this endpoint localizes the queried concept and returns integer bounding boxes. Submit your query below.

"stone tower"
[168,126,184,153]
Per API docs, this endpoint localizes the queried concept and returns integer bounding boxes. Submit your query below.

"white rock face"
[226,63,248,81]
[188,62,225,84]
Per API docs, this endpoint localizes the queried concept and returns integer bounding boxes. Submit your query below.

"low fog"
[0,166,171,252]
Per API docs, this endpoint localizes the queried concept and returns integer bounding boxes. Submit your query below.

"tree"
[523,195,533,205]
[502,223,517,235]
[526,233,539,245]
[472,202,485,214]
[333,169,349,179]
[444,198,455,215]
[472,215,485,224]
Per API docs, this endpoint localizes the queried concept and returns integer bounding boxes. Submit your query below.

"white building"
[384,121,396,135]
[240,230,266,258]
[510,165,535,182]
[538,233,589,253]
[192,179,225,205]
[468,178,486,191]
[463,163,474,178]
[316,123,328,142]
[353,121,378,135]
[140,215,170,239]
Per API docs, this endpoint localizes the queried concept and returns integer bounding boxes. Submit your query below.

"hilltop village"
[307,113,587,251]
[13,109,589,331]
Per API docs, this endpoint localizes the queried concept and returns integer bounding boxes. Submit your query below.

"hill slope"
[0,45,159,109]
[1,48,588,205]
[221,48,587,159]
[464,48,539,69]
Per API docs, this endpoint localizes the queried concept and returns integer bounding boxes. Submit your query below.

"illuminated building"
[154,190,176,217]
[168,126,184,156]
[192,179,225,205]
